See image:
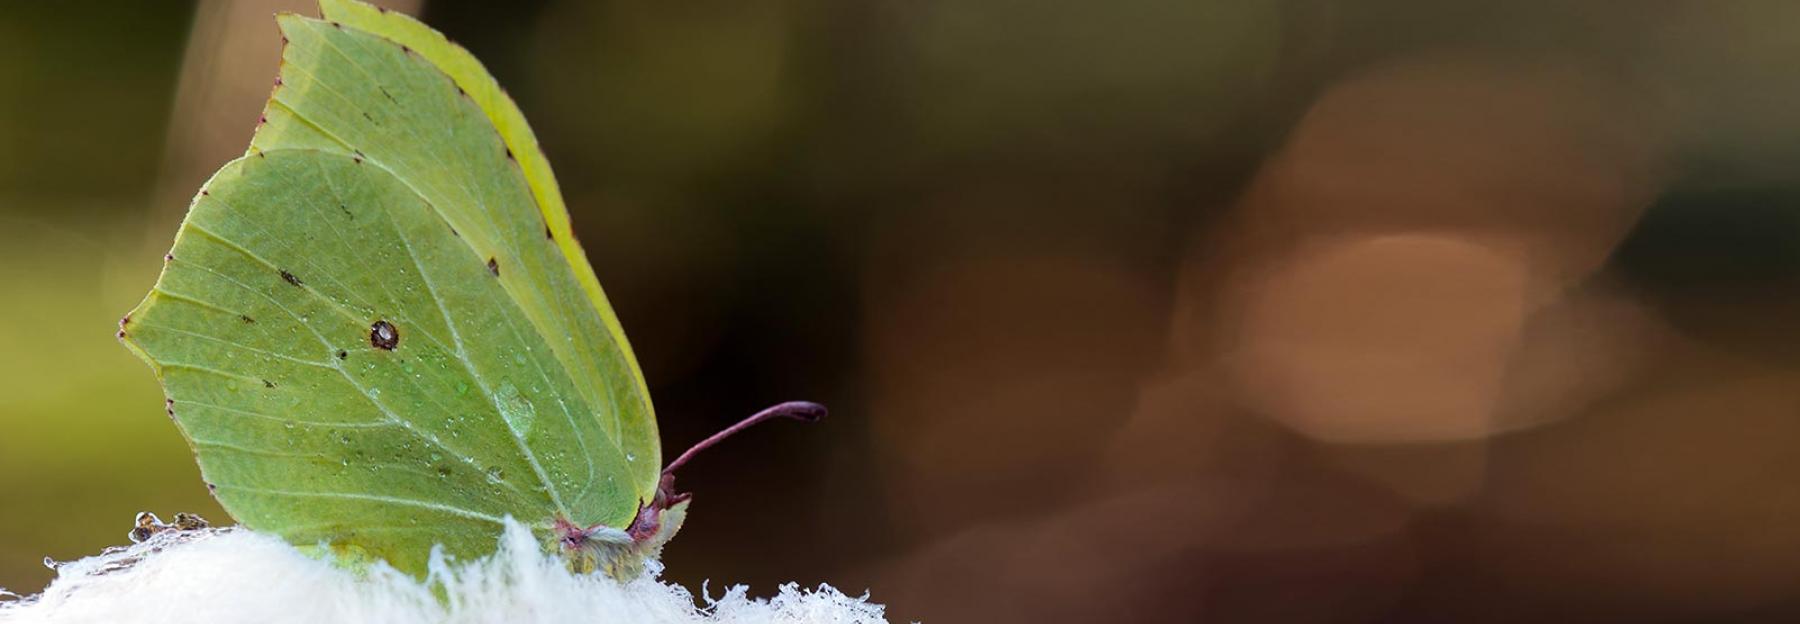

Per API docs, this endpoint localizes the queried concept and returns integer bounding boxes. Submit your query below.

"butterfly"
[117,0,821,580]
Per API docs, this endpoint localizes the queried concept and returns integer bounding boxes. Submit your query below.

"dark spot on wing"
[330,21,342,29]
[435,465,452,478]
[280,270,303,287]
[164,253,174,262]
[361,111,374,122]
[352,150,365,164]
[378,86,397,103]
[119,315,130,326]
[545,225,554,240]
[504,146,514,160]
[401,45,413,56]
[257,115,267,126]
[456,85,466,97]
[337,349,348,360]
[450,226,460,238]
[256,150,266,159]
[274,76,283,87]
[165,399,175,419]
[377,5,389,13]
[370,320,399,350]
[200,190,209,196]
[262,379,275,388]
[240,314,256,324]
[487,257,499,276]
[206,483,216,492]
[340,203,353,219]
[115,329,126,339]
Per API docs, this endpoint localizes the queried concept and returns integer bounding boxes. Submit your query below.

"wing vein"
[192,437,327,459]
[181,399,395,429]
[212,484,505,524]
[150,286,253,319]
[137,319,335,369]
[267,97,357,152]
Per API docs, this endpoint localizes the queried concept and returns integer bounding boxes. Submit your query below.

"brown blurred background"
[6,0,1800,621]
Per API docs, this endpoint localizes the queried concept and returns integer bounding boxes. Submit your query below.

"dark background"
[7,1,1800,621]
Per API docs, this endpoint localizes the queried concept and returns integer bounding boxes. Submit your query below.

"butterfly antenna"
[663,401,827,477]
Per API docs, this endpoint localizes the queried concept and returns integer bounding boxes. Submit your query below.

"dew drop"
[496,383,536,438]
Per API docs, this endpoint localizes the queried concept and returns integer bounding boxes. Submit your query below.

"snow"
[0,518,888,624]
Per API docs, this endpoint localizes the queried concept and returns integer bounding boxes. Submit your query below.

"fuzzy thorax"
[554,499,689,580]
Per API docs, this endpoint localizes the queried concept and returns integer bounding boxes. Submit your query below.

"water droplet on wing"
[496,383,536,438]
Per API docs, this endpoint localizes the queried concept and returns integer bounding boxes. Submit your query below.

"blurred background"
[5,0,1800,621]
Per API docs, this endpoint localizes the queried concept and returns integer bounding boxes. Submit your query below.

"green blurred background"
[8,0,1800,621]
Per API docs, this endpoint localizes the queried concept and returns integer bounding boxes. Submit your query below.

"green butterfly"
[117,0,821,580]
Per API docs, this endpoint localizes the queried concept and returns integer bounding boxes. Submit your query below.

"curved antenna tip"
[776,400,828,423]
[663,400,828,477]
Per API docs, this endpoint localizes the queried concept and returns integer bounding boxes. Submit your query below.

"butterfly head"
[553,401,825,580]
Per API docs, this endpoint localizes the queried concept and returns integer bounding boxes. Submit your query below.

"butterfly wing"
[120,2,658,576]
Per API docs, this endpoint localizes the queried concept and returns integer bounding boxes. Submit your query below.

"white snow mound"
[0,518,888,624]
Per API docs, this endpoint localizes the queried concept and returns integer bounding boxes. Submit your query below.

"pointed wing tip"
[315,0,364,18]
[272,12,320,41]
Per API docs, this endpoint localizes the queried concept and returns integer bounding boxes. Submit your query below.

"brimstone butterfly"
[117,0,821,580]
